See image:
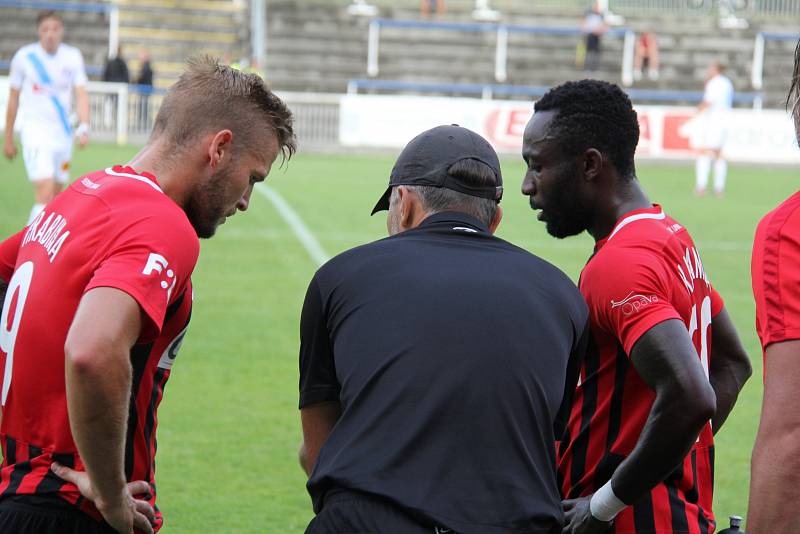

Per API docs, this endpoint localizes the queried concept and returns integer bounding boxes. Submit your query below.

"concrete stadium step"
[118,26,238,45]
[115,0,243,14]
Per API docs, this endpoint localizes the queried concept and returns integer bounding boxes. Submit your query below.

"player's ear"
[207,130,234,170]
[582,148,603,182]
[397,186,420,230]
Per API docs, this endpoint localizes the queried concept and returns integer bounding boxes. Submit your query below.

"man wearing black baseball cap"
[298,125,588,534]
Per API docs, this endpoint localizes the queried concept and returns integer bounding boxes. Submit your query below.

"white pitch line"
[255,184,330,267]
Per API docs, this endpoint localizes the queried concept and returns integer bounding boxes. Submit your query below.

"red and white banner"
[341,95,800,164]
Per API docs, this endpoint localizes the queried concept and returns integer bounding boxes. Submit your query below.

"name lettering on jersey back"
[21,210,70,263]
[143,253,177,301]
[676,246,709,295]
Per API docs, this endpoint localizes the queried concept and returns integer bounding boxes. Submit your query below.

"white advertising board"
[341,94,800,164]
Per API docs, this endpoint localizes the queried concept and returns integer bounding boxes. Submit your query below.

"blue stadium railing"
[347,78,764,107]
[0,0,109,13]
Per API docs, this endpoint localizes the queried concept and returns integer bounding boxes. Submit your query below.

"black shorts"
[0,495,116,534]
[305,488,452,534]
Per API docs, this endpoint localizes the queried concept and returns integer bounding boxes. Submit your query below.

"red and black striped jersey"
[558,205,722,534]
[0,166,198,531]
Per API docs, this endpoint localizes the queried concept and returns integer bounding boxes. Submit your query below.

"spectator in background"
[102,46,129,129]
[694,60,733,197]
[634,31,659,81]
[420,0,444,18]
[580,2,607,71]
[748,37,800,534]
[102,45,129,84]
[3,10,89,224]
[135,49,154,128]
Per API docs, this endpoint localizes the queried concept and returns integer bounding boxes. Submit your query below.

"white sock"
[27,204,44,225]
[695,156,712,192]
[713,159,727,194]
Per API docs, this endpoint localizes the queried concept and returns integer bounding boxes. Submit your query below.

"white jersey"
[703,74,733,118]
[9,42,87,145]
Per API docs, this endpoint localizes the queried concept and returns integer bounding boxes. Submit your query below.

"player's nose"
[237,188,252,212]
[521,176,536,196]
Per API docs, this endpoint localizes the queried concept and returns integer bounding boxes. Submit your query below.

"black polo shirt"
[299,211,588,534]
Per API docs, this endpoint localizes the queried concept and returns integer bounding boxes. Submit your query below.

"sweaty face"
[520,111,592,239]
[38,18,63,54]
[186,136,279,239]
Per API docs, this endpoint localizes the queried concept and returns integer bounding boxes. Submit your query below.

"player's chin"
[545,218,584,239]
[191,219,220,239]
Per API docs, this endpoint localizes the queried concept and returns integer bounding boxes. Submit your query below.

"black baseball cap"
[370,124,503,215]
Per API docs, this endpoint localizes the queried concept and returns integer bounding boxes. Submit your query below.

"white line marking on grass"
[255,184,330,266]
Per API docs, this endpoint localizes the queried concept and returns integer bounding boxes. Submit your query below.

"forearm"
[611,397,710,504]
[748,424,800,533]
[65,346,131,504]
[299,442,314,477]
[4,98,18,142]
[76,88,90,126]
[0,278,7,309]
[709,363,750,433]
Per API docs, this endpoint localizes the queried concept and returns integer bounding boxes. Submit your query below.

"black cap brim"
[370,186,392,215]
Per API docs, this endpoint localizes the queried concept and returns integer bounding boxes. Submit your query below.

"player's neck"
[39,42,59,55]
[589,180,651,242]
[126,146,189,206]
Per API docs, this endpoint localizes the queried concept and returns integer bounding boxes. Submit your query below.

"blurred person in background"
[135,49,154,129]
[421,0,445,17]
[580,2,607,71]
[102,45,129,129]
[633,31,659,82]
[694,61,733,197]
[748,38,800,534]
[3,10,89,224]
[102,45,129,84]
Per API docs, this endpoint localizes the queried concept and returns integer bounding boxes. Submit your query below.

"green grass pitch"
[0,143,796,532]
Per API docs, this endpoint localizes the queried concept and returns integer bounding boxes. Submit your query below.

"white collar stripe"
[607,210,666,241]
[104,167,163,193]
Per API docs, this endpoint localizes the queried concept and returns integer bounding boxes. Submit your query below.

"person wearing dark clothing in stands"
[135,49,154,128]
[102,47,129,83]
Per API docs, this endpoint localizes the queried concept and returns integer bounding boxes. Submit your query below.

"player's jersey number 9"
[0,261,35,406]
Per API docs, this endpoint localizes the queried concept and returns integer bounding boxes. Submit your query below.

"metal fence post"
[495,26,508,83]
[621,29,635,86]
[108,5,119,58]
[367,20,380,77]
[117,84,128,146]
[752,32,765,90]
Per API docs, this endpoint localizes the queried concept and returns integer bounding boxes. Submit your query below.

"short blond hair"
[152,56,296,161]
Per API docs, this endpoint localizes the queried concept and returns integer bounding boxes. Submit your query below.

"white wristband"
[75,123,89,137]
[590,480,627,522]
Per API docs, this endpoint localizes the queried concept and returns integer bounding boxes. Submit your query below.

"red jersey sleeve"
[86,213,199,342]
[752,196,800,349]
[0,230,25,282]
[582,247,681,355]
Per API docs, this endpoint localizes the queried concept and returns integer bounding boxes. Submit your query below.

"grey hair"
[389,159,499,226]
[789,39,800,143]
